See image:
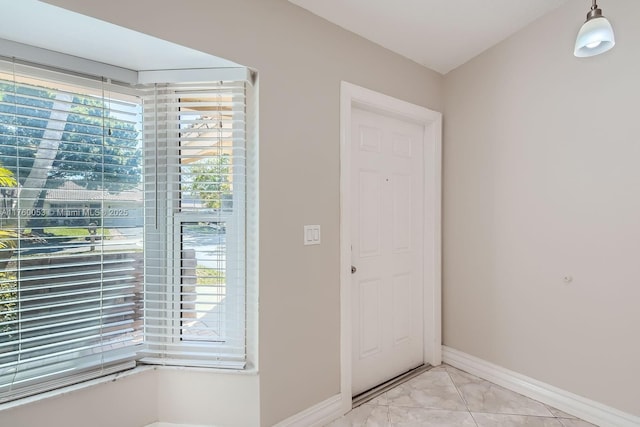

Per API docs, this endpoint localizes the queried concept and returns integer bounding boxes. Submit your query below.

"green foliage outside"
[0,165,17,188]
[196,265,225,286]
[0,271,16,336]
[0,228,17,252]
[0,165,17,336]
[0,79,142,338]
[0,77,232,342]
[182,156,232,210]
[0,166,18,251]
[0,165,18,260]
[41,227,111,238]
[0,80,142,193]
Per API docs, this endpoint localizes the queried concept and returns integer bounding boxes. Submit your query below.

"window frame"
[139,81,249,368]
[0,59,145,403]
[0,49,257,403]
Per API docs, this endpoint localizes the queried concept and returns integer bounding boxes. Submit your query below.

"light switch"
[304,225,321,245]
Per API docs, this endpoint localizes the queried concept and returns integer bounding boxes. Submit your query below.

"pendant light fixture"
[574,0,615,57]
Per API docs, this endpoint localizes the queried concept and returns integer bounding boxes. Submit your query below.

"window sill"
[0,364,258,412]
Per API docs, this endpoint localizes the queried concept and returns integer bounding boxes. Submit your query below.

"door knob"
[351,265,357,274]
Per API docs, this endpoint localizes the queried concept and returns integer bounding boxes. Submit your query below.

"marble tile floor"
[326,365,598,427]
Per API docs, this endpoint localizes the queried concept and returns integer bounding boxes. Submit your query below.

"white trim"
[273,394,344,427]
[137,68,252,85]
[145,423,216,427]
[0,366,155,412]
[0,39,251,87]
[0,38,138,84]
[443,346,640,427]
[339,81,443,415]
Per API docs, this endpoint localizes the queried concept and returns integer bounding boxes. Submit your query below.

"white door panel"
[358,170,382,258]
[351,107,425,396]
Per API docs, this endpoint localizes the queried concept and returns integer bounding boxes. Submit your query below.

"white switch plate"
[304,225,321,245]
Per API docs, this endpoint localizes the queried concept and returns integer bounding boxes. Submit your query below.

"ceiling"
[0,0,239,71]
[289,0,570,74]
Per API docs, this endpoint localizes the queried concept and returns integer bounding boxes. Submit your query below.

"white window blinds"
[0,59,144,403]
[0,57,253,403]
[140,81,247,368]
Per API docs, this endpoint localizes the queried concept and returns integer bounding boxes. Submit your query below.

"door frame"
[339,81,442,414]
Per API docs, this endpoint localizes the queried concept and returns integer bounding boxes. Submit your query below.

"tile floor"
[326,365,598,427]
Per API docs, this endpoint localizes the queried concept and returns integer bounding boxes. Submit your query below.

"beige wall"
[155,369,260,426]
[40,0,442,425]
[0,369,157,427]
[443,0,640,417]
[0,369,261,427]
[9,0,637,424]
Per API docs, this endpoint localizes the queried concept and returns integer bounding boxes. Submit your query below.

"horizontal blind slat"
[142,81,246,367]
[0,57,144,403]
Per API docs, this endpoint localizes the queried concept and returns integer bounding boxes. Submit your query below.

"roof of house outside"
[44,181,142,202]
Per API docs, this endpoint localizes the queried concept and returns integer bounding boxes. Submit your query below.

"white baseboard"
[273,394,343,427]
[442,346,640,427]
[144,423,215,427]
[145,394,343,427]
[145,423,216,427]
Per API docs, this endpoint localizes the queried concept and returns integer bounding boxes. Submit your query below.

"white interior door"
[351,106,425,396]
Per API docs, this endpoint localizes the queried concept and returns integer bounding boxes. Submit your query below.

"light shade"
[574,15,615,57]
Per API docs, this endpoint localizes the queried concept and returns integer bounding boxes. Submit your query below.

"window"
[140,81,248,367]
[0,58,253,403]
